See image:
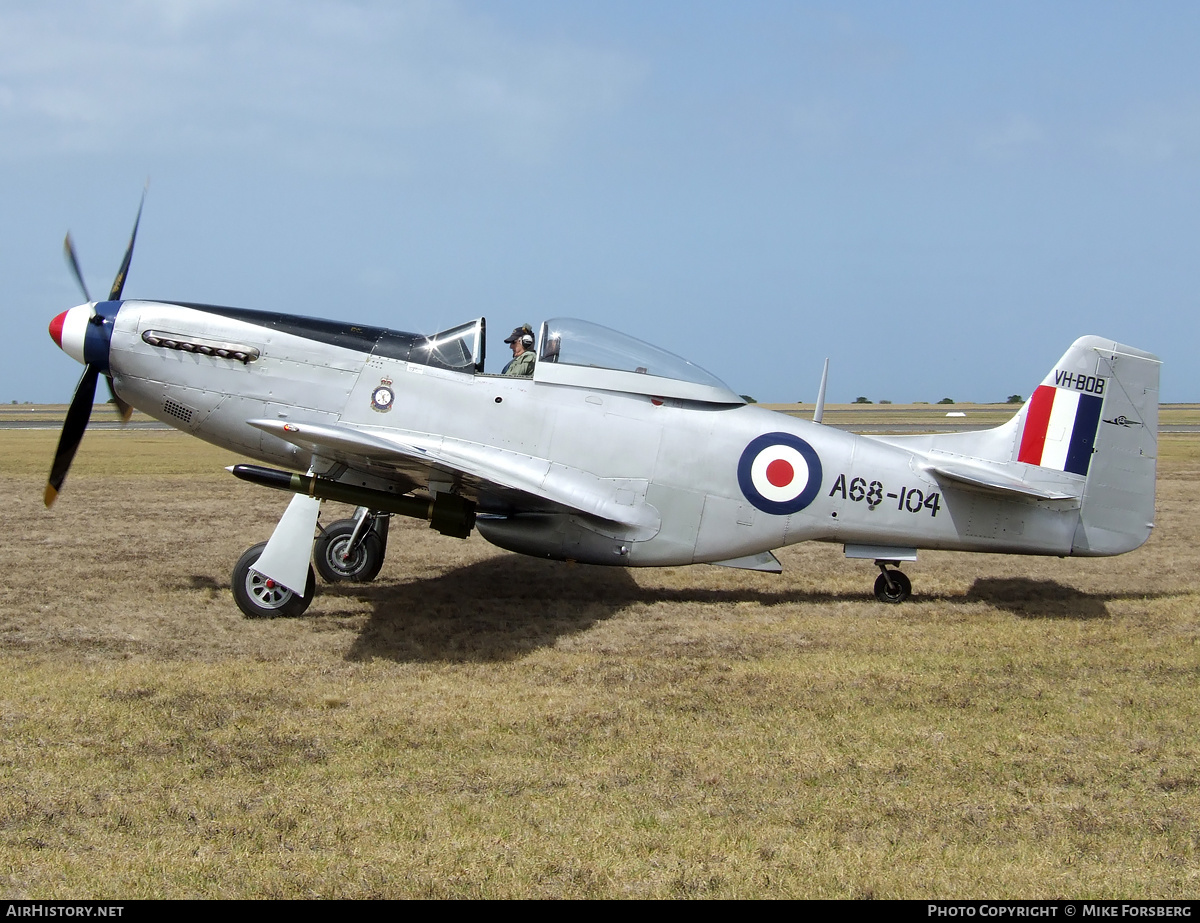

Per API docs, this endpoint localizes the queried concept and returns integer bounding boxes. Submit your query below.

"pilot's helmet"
[504,324,534,346]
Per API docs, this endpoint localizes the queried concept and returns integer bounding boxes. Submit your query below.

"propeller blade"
[105,374,133,423]
[62,233,92,303]
[44,363,100,508]
[107,192,144,302]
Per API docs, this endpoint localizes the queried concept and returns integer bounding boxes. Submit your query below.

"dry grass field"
[1,420,1198,898]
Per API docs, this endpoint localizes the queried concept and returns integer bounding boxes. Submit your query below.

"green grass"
[1,429,1198,897]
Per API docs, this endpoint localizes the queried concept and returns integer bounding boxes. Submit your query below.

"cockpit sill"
[146,303,743,405]
[532,360,743,405]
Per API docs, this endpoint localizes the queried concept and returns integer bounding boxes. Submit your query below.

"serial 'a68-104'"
[45,202,1160,617]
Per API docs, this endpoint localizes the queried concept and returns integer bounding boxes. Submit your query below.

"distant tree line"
[796,394,1026,404]
[832,393,1026,405]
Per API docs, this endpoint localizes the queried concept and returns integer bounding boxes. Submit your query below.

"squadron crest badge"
[370,379,395,413]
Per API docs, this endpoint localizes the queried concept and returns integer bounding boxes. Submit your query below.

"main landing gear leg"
[873,561,912,604]
[313,507,389,583]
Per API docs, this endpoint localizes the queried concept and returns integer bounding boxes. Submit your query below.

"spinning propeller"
[44,195,144,507]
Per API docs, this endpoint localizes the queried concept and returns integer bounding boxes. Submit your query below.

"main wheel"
[313,519,385,583]
[232,541,315,618]
[873,569,912,604]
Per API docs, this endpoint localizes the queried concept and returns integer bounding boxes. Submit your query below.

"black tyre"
[232,541,315,618]
[873,569,912,604]
[313,519,386,583]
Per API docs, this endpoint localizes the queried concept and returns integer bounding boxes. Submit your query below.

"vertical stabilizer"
[1009,336,1159,554]
[876,335,1159,557]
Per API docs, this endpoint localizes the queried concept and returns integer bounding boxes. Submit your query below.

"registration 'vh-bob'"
[46,202,1160,618]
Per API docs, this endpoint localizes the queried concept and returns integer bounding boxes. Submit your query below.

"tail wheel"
[873,569,912,604]
[314,519,386,583]
[232,541,315,618]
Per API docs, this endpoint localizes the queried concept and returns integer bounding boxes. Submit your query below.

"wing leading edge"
[247,419,661,539]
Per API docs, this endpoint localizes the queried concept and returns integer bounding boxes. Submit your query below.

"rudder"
[1075,338,1159,554]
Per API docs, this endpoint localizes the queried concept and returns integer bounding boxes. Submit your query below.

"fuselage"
[43,297,1107,569]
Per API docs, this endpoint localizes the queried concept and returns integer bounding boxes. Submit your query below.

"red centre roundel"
[737,432,824,515]
[765,458,794,488]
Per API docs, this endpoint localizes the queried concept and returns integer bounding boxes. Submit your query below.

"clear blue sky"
[5,1,1198,404]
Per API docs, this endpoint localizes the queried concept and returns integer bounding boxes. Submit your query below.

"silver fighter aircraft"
[45,206,1160,617]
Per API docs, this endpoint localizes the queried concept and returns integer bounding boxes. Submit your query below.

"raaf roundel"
[737,432,824,516]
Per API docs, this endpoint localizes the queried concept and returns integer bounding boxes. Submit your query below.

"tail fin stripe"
[1040,388,1083,470]
[1018,384,1104,476]
[1017,385,1056,465]
[1064,393,1103,476]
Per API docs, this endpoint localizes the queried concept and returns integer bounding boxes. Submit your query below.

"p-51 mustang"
[46,205,1160,617]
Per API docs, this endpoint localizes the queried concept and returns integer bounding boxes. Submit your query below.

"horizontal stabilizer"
[928,462,1080,501]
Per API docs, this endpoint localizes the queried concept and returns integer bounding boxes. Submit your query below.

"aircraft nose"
[49,303,99,366]
[49,310,68,348]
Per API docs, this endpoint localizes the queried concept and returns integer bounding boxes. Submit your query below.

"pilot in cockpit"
[502,324,536,377]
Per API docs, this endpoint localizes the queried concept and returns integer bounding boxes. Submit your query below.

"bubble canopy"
[534,318,743,404]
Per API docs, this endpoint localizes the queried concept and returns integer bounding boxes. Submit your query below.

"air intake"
[162,398,194,424]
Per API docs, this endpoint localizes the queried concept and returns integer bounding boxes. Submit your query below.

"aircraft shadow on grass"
[329,556,642,663]
[958,577,1177,620]
[179,560,1179,663]
[278,559,1179,663]
[319,555,890,663]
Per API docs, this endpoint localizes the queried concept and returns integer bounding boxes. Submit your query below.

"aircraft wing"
[925,461,1081,501]
[247,419,661,537]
